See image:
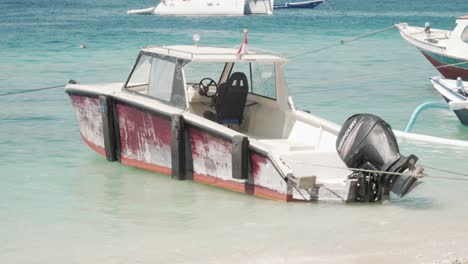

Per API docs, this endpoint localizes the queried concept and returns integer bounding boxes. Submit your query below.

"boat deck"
[258,139,349,183]
[397,24,449,51]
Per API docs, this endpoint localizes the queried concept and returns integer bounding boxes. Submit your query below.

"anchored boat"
[431,76,468,125]
[65,34,423,203]
[127,0,274,16]
[396,16,468,80]
[274,0,323,9]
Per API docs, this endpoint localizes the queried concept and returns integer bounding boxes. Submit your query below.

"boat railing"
[143,45,285,61]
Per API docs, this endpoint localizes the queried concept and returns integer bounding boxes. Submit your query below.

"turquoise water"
[1,0,468,263]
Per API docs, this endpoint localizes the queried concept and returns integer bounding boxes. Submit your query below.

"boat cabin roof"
[141,45,287,63]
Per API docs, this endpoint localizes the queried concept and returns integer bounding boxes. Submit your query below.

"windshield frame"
[123,51,190,110]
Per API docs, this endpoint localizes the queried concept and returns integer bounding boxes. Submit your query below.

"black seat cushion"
[213,72,249,124]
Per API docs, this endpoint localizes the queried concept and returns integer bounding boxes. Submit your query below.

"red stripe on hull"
[422,52,468,80]
[193,173,293,202]
[193,173,247,193]
[76,104,294,202]
[121,157,172,176]
[251,185,293,202]
[82,132,294,201]
[81,128,173,175]
[80,132,106,157]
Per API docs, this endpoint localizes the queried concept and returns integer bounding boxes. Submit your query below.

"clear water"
[1,0,468,263]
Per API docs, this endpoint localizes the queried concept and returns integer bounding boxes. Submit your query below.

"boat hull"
[68,92,294,202]
[431,77,468,126]
[396,23,468,81]
[421,50,468,81]
[454,109,468,125]
[274,0,322,9]
[440,96,468,125]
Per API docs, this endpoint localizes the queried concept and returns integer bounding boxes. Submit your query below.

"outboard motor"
[336,114,423,202]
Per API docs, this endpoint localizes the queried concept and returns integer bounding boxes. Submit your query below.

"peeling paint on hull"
[70,95,104,149]
[117,103,172,174]
[250,153,293,201]
[69,93,293,202]
[189,127,292,201]
[189,127,234,180]
[80,132,106,157]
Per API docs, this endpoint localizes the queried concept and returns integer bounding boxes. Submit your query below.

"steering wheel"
[198,78,218,97]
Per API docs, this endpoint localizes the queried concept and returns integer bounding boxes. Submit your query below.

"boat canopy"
[141,45,287,63]
[124,45,287,111]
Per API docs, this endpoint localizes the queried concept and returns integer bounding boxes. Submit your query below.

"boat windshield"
[184,62,227,85]
[125,53,188,109]
[126,54,152,92]
[229,61,276,99]
[185,61,277,100]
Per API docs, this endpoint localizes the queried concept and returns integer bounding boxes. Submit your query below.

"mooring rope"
[288,25,397,59]
[306,164,421,177]
[305,163,468,182]
[0,84,66,97]
[284,24,468,93]
[420,164,468,178]
[290,60,468,95]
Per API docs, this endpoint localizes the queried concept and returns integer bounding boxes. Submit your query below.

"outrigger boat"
[396,16,468,80]
[127,0,274,16]
[431,76,468,125]
[273,0,323,9]
[65,33,423,203]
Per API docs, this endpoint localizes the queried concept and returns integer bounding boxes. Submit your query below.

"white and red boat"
[431,76,468,126]
[396,16,468,80]
[127,0,274,16]
[65,35,423,203]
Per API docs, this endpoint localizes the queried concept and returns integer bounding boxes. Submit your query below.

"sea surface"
[1,0,468,263]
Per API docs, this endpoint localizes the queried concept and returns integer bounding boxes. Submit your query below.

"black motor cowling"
[336,114,422,202]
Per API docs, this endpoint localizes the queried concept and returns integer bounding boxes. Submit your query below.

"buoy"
[79,44,86,49]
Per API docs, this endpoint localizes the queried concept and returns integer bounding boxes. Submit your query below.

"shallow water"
[1,0,468,263]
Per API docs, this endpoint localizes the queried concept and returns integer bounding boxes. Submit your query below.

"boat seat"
[203,72,249,125]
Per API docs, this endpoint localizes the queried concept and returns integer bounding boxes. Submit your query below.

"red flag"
[237,29,248,57]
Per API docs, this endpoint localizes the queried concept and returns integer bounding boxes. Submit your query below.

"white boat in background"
[245,0,274,14]
[128,0,274,16]
[431,76,468,125]
[396,16,468,80]
[65,32,424,203]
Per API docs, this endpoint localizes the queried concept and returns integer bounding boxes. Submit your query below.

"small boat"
[65,33,423,203]
[127,0,274,16]
[396,16,468,80]
[127,7,156,15]
[274,0,322,9]
[431,76,468,125]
